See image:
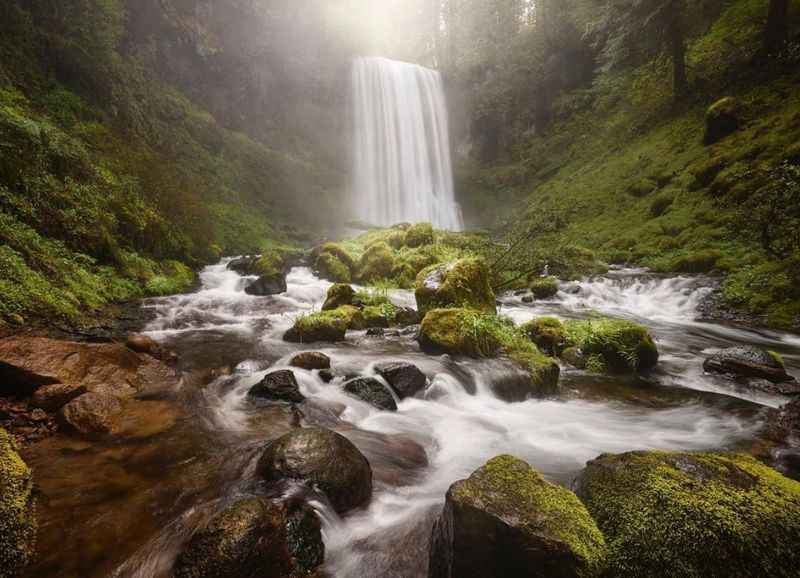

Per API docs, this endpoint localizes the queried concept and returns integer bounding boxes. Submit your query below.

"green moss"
[768,350,785,369]
[415,257,496,316]
[529,276,559,299]
[0,428,37,577]
[670,250,723,273]
[403,222,435,248]
[315,253,352,283]
[284,309,349,343]
[521,317,566,355]
[578,451,800,578]
[453,455,607,577]
[144,260,195,296]
[317,243,356,272]
[358,242,396,283]
[563,317,659,373]
[251,244,297,278]
[322,283,355,311]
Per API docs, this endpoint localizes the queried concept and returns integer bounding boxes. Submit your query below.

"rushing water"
[351,57,463,230]
[23,262,800,578]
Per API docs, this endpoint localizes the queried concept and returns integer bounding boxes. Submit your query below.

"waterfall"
[351,57,463,231]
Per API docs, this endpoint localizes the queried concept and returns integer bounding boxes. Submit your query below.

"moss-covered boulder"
[415,258,496,316]
[562,318,659,373]
[429,455,607,578]
[403,222,434,248]
[576,451,800,578]
[0,428,36,577]
[522,317,566,355]
[703,346,795,384]
[358,242,396,283]
[172,497,323,578]
[362,305,391,328]
[530,276,559,299]
[284,311,348,343]
[322,283,355,311]
[314,252,352,283]
[334,305,367,330]
[704,96,739,145]
[257,428,372,514]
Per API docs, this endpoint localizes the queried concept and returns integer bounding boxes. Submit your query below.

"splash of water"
[351,57,463,230]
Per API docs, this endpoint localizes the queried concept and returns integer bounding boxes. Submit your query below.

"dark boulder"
[257,428,372,514]
[244,274,287,296]
[289,352,331,371]
[58,392,123,435]
[248,370,305,404]
[704,97,739,145]
[343,377,397,411]
[395,307,421,327]
[429,455,607,578]
[172,497,324,578]
[704,346,796,384]
[375,362,427,399]
[227,256,258,276]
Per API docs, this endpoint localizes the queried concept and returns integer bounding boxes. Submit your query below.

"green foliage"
[403,222,434,248]
[521,317,567,355]
[530,276,559,299]
[564,317,659,373]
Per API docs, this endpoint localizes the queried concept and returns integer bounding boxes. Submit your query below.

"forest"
[1,1,800,577]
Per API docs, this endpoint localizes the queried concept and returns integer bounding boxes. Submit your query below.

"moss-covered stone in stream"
[429,455,607,578]
[284,309,349,343]
[575,451,800,578]
[358,242,396,283]
[563,317,659,373]
[522,317,567,355]
[403,222,434,248]
[415,258,496,316]
[0,428,37,578]
[314,252,352,283]
[419,309,560,396]
[322,283,355,311]
[530,276,559,299]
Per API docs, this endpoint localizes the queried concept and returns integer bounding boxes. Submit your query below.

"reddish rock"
[124,334,161,356]
[58,392,123,435]
[30,383,87,412]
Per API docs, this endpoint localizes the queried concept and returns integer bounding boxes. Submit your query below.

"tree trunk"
[765,0,789,54]
[667,4,688,101]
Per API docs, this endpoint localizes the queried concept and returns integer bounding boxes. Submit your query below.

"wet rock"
[703,346,796,384]
[366,328,385,337]
[257,428,372,514]
[248,370,305,404]
[244,274,287,296]
[125,334,161,356]
[522,317,566,356]
[375,362,427,399]
[173,497,323,578]
[430,455,607,578]
[415,258,496,317]
[58,392,123,435]
[575,451,800,578]
[343,377,397,411]
[487,361,559,401]
[0,428,37,577]
[395,307,421,327]
[284,312,347,343]
[0,336,180,398]
[529,276,559,299]
[322,283,355,311]
[289,352,331,371]
[521,295,534,304]
[226,256,258,276]
[30,382,87,412]
[318,369,335,383]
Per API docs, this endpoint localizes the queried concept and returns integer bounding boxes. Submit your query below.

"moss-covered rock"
[0,428,36,577]
[403,222,434,248]
[334,305,367,330]
[563,318,659,373]
[522,317,567,355]
[314,252,352,283]
[530,276,559,299]
[429,455,607,578]
[576,451,800,578]
[314,243,356,271]
[172,497,323,578]
[358,242,396,283]
[704,96,739,145]
[362,305,391,329]
[322,283,355,311]
[415,258,496,316]
[284,311,348,343]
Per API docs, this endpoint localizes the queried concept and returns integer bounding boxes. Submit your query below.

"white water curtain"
[351,57,463,231]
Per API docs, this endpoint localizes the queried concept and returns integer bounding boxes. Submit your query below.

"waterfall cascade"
[351,57,463,231]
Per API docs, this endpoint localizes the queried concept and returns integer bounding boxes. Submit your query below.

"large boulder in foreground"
[429,455,607,578]
[575,451,800,578]
[562,318,659,373]
[375,362,427,399]
[0,428,37,577]
[248,370,305,404]
[415,258,496,317]
[257,428,372,514]
[704,346,796,385]
[173,497,323,578]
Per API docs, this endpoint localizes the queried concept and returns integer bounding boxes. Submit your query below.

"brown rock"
[124,334,161,356]
[58,393,124,435]
[30,383,88,412]
[290,352,331,371]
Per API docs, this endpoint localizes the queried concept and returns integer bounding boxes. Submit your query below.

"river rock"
[374,362,427,399]
[57,392,124,435]
[429,455,607,578]
[284,312,348,343]
[226,256,258,276]
[248,370,305,404]
[703,346,796,384]
[124,334,161,357]
[415,258,496,317]
[244,274,287,296]
[395,307,421,327]
[289,352,331,371]
[257,428,372,514]
[0,336,180,398]
[343,377,397,411]
[172,497,323,578]
[0,428,37,577]
[30,382,87,412]
[322,283,355,311]
[575,450,800,578]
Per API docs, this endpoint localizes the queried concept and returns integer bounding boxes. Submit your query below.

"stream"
[23,262,800,578]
